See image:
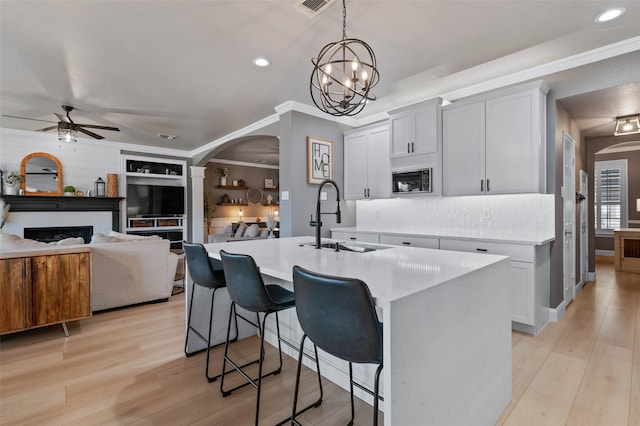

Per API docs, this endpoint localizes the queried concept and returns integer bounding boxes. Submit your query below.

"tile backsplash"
[356,194,554,242]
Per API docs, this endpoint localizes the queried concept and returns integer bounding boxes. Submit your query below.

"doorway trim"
[562,131,576,306]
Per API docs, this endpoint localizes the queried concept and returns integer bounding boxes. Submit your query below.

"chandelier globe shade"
[310,0,379,117]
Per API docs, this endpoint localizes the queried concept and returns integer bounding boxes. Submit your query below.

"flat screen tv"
[126,184,185,217]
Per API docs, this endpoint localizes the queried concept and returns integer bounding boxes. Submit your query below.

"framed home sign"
[307,136,333,184]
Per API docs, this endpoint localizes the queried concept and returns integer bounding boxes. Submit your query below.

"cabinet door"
[344,132,369,200]
[442,101,486,195]
[31,253,91,327]
[379,234,439,249]
[510,261,535,325]
[332,231,380,243]
[0,258,30,334]
[390,112,412,158]
[413,103,439,155]
[485,91,538,194]
[366,126,391,199]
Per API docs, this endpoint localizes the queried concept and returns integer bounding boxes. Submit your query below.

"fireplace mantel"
[2,195,124,231]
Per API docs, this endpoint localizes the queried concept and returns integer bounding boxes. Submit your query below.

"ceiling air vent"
[294,0,336,17]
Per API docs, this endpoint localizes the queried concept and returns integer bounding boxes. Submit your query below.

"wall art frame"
[307,136,333,184]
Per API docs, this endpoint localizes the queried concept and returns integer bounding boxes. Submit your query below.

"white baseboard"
[546,299,567,323]
[595,250,614,256]
[588,271,596,281]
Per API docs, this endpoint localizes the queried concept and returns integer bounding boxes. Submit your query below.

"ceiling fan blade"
[37,125,58,132]
[77,127,104,139]
[77,124,120,131]
[1,114,57,124]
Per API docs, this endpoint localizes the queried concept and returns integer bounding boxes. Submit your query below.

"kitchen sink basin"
[302,241,391,253]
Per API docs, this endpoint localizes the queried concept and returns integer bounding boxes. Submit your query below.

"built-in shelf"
[263,203,279,207]
[217,203,248,206]
[263,187,279,192]
[217,185,247,190]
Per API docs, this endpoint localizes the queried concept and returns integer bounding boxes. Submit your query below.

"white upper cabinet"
[344,122,391,200]
[442,81,548,196]
[389,97,442,161]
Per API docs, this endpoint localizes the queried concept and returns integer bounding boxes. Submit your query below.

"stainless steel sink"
[303,241,391,253]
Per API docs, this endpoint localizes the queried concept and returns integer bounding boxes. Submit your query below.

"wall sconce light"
[238,207,243,222]
[614,114,640,136]
[636,198,640,213]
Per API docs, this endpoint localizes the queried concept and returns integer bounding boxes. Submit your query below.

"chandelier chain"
[342,0,347,40]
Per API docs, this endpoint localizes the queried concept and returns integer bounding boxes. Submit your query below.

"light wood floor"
[1,257,638,425]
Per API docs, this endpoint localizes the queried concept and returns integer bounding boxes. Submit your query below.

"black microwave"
[392,168,432,194]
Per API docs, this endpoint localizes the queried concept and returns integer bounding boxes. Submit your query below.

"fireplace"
[24,226,93,244]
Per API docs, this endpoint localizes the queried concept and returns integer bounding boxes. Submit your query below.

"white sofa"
[0,232,179,312]
[90,237,178,311]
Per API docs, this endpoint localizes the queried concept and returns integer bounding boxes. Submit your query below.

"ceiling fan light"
[614,115,640,136]
[57,122,77,143]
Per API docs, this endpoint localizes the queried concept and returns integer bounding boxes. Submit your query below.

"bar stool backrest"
[220,250,280,313]
[183,243,225,289]
[292,265,383,364]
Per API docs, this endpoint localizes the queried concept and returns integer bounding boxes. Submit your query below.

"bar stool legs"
[219,303,287,425]
[184,284,238,382]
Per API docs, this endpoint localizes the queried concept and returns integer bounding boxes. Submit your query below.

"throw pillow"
[91,233,121,243]
[109,230,161,241]
[234,223,247,238]
[244,224,260,238]
[259,229,270,239]
[0,233,46,250]
[55,237,85,245]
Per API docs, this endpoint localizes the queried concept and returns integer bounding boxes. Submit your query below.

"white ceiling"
[1,1,640,159]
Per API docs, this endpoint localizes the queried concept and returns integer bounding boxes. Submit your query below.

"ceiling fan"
[34,105,120,140]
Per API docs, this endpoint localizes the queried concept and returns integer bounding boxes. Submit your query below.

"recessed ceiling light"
[253,57,270,67]
[156,134,177,140]
[594,8,626,23]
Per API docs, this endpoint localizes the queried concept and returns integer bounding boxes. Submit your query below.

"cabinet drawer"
[439,239,534,262]
[331,231,379,244]
[379,234,439,249]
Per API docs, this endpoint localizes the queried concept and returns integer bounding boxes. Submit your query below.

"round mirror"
[20,152,63,196]
[246,187,263,205]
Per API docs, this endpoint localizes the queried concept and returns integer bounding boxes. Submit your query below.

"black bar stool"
[290,265,384,426]
[183,242,238,382]
[218,250,296,426]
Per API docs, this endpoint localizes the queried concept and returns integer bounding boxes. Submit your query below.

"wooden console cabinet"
[614,228,640,273]
[0,250,91,335]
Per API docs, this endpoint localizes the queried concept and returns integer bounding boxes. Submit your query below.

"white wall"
[1,128,122,195]
[356,194,554,243]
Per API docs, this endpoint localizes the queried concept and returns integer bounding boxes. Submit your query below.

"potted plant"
[217,167,230,186]
[63,185,76,196]
[2,171,23,195]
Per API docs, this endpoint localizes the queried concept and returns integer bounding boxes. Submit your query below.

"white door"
[563,132,576,305]
[579,170,589,286]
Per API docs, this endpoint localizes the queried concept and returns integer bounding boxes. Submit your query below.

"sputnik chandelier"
[310,0,380,116]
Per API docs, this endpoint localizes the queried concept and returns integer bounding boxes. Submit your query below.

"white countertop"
[204,236,509,306]
[331,226,554,245]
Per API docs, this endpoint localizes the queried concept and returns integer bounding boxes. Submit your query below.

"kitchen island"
[204,236,512,426]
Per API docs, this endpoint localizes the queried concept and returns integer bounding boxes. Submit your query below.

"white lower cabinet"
[331,231,380,244]
[379,234,439,249]
[439,238,550,335]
